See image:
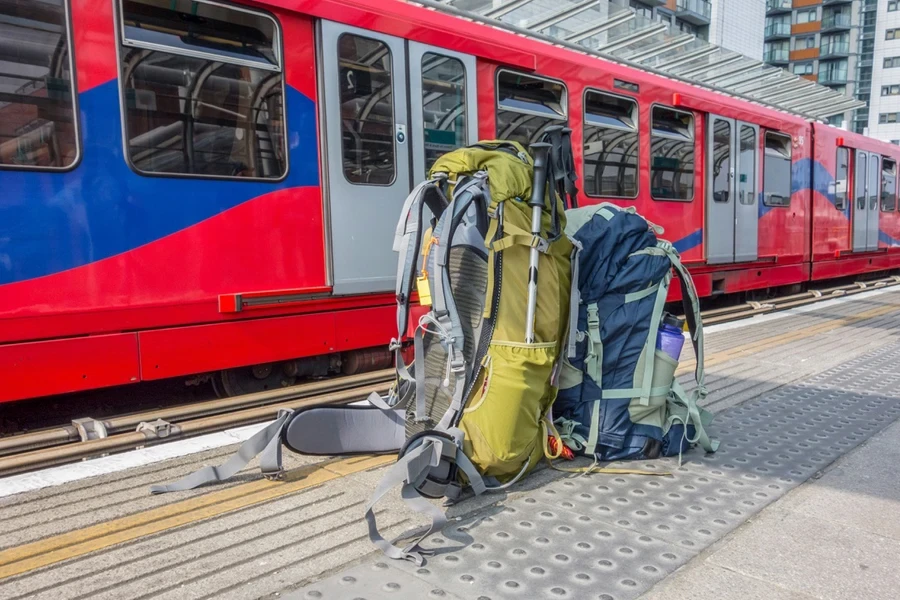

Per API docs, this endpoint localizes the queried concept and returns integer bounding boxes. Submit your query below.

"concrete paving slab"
[642,563,818,600]
[707,509,900,600]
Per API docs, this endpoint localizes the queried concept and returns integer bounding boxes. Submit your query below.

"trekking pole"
[525,142,551,344]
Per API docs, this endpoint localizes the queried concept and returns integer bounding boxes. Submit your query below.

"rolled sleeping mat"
[282,404,407,456]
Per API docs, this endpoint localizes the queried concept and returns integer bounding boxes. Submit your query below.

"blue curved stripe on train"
[1,81,319,285]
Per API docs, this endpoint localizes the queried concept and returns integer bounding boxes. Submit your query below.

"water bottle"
[656,313,685,362]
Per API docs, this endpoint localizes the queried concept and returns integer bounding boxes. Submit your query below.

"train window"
[0,0,79,170]
[337,34,395,185]
[421,53,466,173]
[762,132,792,207]
[711,119,732,203]
[882,158,897,212]
[855,152,867,212]
[583,90,638,199]
[739,125,757,205]
[650,106,694,201]
[835,147,849,211]
[869,155,880,213]
[117,0,286,179]
[496,70,566,145]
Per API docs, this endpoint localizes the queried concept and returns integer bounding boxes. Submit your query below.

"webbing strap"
[601,386,672,399]
[668,380,719,463]
[667,247,705,390]
[489,231,549,253]
[566,240,583,359]
[586,399,602,455]
[623,282,660,304]
[639,271,672,406]
[364,439,447,565]
[553,417,588,452]
[548,457,671,477]
[584,303,603,384]
[150,410,293,494]
[435,365,467,431]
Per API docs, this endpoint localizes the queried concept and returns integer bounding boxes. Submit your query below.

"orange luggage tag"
[417,238,438,306]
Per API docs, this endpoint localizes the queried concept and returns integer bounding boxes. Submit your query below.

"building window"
[650,106,694,202]
[420,53,467,174]
[795,36,816,50]
[890,1,899,12]
[820,60,848,83]
[795,8,817,24]
[835,147,849,211]
[118,0,286,179]
[879,112,900,124]
[887,28,900,40]
[882,158,897,212]
[885,57,900,68]
[792,63,815,75]
[883,85,900,96]
[629,0,653,20]
[1,0,79,170]
[495,70,567,146]
[583,90,638,199]
[763,132,792,207]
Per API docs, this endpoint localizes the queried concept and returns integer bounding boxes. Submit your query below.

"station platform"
[2,287,900,600]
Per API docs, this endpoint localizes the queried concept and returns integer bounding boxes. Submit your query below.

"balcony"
[820,41,850,58]
[766,0,792,14]
[819,71,849,85]
[630,0,667,6]
[821,13,852,31]
[675,0,711,25]
[764,48,790,64]
[822,0,853,4]
[765,22,792,40]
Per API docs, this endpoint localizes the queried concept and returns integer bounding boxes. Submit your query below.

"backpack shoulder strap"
[659,242,719,456]
[150,409,294,493]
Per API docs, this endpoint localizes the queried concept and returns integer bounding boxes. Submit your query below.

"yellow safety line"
[2,301,897,580]
[0,454,393,580]
[676,302,899,376]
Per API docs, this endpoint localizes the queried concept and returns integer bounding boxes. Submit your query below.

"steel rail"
[0,369,394,457]
[0,381,391,477]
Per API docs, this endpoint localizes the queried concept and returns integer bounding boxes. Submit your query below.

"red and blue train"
[2,0,899,403]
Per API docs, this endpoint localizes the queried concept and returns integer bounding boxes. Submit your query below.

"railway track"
[1,275,898,479]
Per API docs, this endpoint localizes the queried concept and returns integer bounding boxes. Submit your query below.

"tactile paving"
[293,343,900,600]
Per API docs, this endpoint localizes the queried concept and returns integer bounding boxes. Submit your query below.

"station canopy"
[419,0,866,122]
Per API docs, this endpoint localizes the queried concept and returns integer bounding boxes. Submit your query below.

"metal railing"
[820,41,850,57]
[765,22,792,37]
[676,0,711,19]
[764,49,790,62]
[822,13,852,29]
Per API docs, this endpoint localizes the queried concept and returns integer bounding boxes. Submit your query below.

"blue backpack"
[553,203,718,463]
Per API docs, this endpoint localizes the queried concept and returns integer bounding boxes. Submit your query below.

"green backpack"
[365,136,575,563]
[149,133,578,566]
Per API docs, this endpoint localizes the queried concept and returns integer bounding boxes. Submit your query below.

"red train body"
[1,0,898,403]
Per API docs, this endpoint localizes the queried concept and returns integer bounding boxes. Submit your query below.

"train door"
[852,150,880,252]
[706,115,759,264]
[867,154,880,250]
[319,21,477,294]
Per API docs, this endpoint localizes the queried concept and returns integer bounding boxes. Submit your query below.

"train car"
[0,0,897,404]
[809,124,900,280]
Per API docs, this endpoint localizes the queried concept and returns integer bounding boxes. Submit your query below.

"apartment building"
[868,0,900,141]
[763,0,876,130]
[627,0,764,58]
